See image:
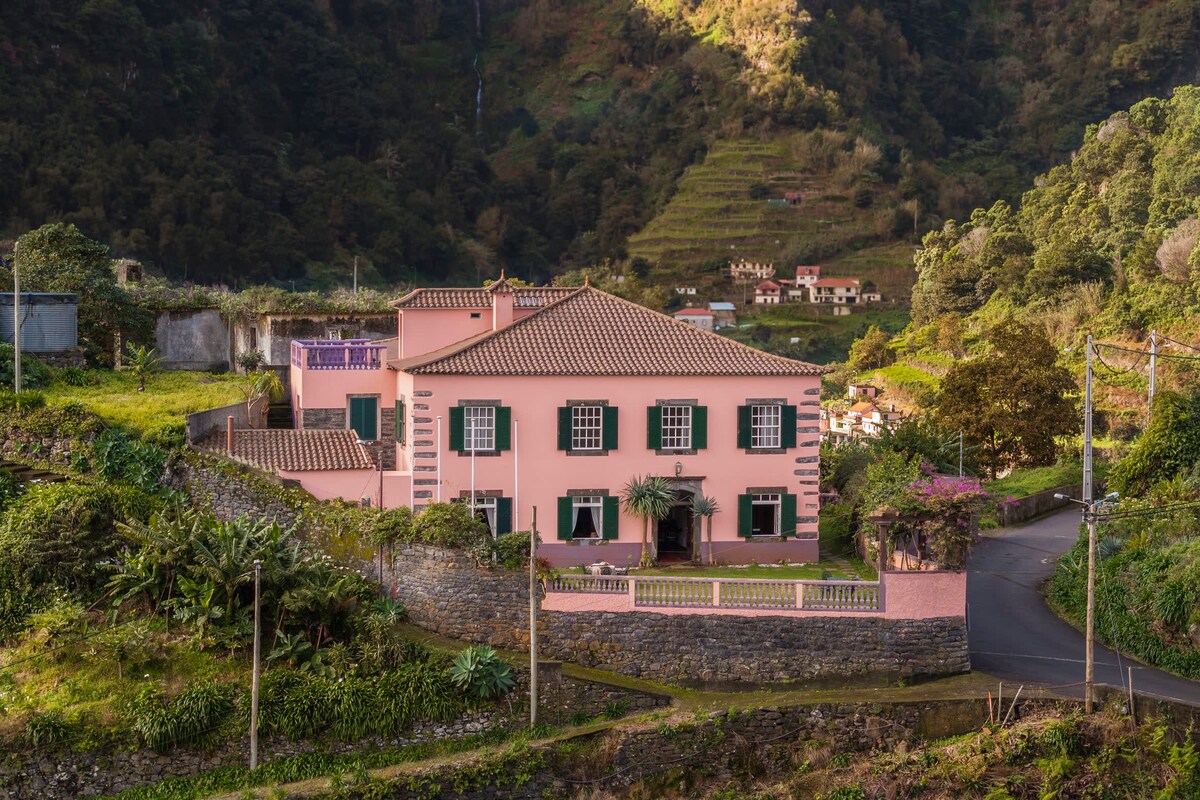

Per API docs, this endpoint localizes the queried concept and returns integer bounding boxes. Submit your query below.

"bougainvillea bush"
[896,475,995,570]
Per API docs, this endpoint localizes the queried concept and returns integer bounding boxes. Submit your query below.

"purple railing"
[290,339,386,370]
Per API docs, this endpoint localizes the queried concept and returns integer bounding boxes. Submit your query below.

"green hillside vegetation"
[2,0,1198,288]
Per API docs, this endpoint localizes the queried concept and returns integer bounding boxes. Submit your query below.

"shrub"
[0,390,46,412]
[23,709,73,749]
[56,366,99,387]
[493,530,531,570]
[407,503,490,549]
[449,645,515,702]
[130,682,237,751]
[0,344,52,389]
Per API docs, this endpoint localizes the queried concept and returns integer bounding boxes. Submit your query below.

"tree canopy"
[934,318,1080,478]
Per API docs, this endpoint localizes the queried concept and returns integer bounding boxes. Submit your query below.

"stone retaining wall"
[384,544,969,684]
[173,454,304,528]
[293,696,1075,800]
[0,673,662,800]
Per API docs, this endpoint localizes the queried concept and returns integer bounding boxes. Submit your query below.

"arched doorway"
[656,489,695,563]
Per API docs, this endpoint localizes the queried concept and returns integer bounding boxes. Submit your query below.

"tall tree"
[934,318,1079,478]
[848,325,896,372]
[10,224,151,364]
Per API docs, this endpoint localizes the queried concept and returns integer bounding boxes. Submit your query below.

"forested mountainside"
[0,0,1197,288]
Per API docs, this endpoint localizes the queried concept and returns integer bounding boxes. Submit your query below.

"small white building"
[848,384,878,400]
[730,259,775,282]
[794,265,821,286]
[673,307,715,331]
[675,287,697,296]
[809,278,862,304]
[755,279,784,304]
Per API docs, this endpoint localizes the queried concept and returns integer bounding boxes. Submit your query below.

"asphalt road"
[967,508,1200,705]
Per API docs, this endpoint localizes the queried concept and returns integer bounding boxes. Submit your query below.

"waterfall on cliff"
[473,0,483,137]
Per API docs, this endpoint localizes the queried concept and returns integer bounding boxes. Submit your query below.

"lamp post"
[249,559,262,769]
[11,242,20,393]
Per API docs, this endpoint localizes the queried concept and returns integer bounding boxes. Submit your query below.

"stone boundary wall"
[0,673,663,800]
[384,545,969,684]
[174,455,304,528]
[998,483,1083,527]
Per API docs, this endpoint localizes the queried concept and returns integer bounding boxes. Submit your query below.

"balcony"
[290,339,386,370]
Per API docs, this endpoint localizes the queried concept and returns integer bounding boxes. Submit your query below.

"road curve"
[967,508,1200,705]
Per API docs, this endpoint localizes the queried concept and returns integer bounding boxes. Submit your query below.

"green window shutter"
[557,407,572,451]
[737,494,754,538]
[781,405,797,449]
[646,406,662,449]
[395,400,406,444]
[736,405,752,449]
[602,496,619,539]
[691,405,707,449]
[780,493,797,538]
[602,406,619,451]
[495,406,512,451]
[449,406,465,452]
[349,397,378,440]
[496,497,513,536]
[557,496,573,540]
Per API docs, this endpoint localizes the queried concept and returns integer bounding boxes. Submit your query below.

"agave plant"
[690,494,720,566]
[449,645,514,702]
[622,474,676,568]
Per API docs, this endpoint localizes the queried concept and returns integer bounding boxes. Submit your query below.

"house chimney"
[226,415,235,454]
[490,274,514,331]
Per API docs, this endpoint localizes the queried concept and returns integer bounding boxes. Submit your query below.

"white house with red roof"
[809,277,862,304]
[672,307,715,331]
[794,265,821,286]
[754,279,784,304]
[274,277,827,567]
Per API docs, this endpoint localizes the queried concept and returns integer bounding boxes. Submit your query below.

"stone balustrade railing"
[290,339,386,370]
[549,574,881,612]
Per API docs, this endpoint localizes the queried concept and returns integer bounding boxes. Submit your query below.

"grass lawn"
[43,370,246,435]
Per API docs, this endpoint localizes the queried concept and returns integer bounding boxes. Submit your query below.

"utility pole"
[12,242,20,393]
[249,559,262,769]
[353,256,359,296]
[1148,329,1158,422]
[529,506,539,729]
[1083,334,1096,713]
[959,430,964,478]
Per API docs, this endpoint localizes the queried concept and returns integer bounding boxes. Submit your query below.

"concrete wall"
[184,397,269,445]
[154,309,231,371]
[255,313,397,366]
[384,544,969,685]
[998,483,1084,527]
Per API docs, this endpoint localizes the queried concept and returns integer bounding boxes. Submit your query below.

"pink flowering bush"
[897,475,995,570]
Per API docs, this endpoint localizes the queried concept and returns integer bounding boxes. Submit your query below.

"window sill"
[743,447,786,455]
[655,448,697,456]
[566,449,611,457]
[456,450,502,457]
[566,538,607,544]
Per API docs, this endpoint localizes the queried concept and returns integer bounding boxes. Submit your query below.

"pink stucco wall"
[541,571,965,619]
[412,372,821,565]
[290,364,397,410]
[398,307,543,359]
[279,468,381,504]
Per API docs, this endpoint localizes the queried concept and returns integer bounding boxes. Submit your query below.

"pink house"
[284,277,826,567]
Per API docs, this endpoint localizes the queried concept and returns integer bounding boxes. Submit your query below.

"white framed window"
[571,496,603,539]
[465,406,495,452]
[751,405,782,449]
[660,405,692,450]
[572,405,603,450]
[751,494,781,537]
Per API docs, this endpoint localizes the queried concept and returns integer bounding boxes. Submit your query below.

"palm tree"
[622,475,676,568]
[690,494,720,566]
[242,369,284,428]
[124,343,162,392]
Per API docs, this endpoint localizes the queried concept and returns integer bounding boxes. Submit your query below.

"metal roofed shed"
[0,293,79,352]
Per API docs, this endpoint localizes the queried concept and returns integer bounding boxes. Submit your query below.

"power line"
[1157,334,1200,354]
[1098,341,1200,364]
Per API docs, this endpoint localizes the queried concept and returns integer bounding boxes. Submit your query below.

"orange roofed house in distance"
[275,277,827,567]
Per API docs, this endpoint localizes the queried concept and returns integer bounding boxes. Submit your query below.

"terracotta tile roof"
[795,265,821,276]
[399,286,827,376]
[847,401,878,414]
[812,278,861,288]
[221,429,374,471]
[673,308,713,317]
[756,280,782,291]
[391,284,576,309]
